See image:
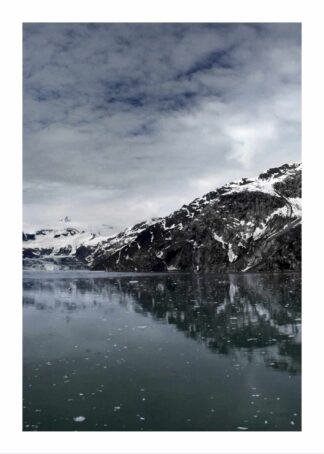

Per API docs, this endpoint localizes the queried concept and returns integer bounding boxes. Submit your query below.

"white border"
[1,0,324,452]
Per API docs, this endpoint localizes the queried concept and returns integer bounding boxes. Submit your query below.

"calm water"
[23,271,301,431]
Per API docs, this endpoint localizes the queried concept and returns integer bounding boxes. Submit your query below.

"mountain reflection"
[23,273,301,373]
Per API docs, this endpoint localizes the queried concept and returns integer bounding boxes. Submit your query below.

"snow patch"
[224,168,299,198]
[228,243,237,263]
[167,265,178,271]
[213,232,226,248]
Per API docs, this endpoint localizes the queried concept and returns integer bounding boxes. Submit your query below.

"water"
[23,271,301,431]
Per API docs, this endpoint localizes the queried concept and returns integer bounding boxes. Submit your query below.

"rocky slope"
[88,162,301,272]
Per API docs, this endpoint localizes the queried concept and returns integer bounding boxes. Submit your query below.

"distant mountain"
[23,162,301,272]
[22,227,106,270]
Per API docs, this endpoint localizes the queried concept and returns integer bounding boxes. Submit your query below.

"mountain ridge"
[23,162,301,272]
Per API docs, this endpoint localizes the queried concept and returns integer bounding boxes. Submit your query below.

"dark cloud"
[23,23,301,231]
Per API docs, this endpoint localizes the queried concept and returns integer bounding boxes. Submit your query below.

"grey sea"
[23,271,301,431]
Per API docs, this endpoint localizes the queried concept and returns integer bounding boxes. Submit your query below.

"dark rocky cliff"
[88,162,301,272]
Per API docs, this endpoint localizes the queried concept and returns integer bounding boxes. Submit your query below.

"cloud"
[23,23,301,232]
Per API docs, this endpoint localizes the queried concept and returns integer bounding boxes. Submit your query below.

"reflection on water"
[23,272,301,431]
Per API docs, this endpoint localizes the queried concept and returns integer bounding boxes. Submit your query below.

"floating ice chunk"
[129,280,139,284]
[137,326,147,329]
[73,416,86,422]
[237,426,248,430]
[114,406,121,411]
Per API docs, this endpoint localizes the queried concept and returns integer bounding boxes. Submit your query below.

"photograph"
[23,22,301,431]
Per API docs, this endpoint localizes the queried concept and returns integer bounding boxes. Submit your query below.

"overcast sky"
[23,23,301,233]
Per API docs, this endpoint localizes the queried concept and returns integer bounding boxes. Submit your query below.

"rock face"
[88,162,301,272]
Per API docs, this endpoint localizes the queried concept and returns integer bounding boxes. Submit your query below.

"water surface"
[23,271,301,431]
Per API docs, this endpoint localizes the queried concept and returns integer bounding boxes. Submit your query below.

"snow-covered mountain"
[23,162,301,272]
[23,226,107,270]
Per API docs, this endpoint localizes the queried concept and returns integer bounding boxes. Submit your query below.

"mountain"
[23,226,106,270]
[88,162,301,272]
[23,162,301,272]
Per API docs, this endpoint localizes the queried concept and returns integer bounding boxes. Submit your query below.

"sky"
[23,23,301,233]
